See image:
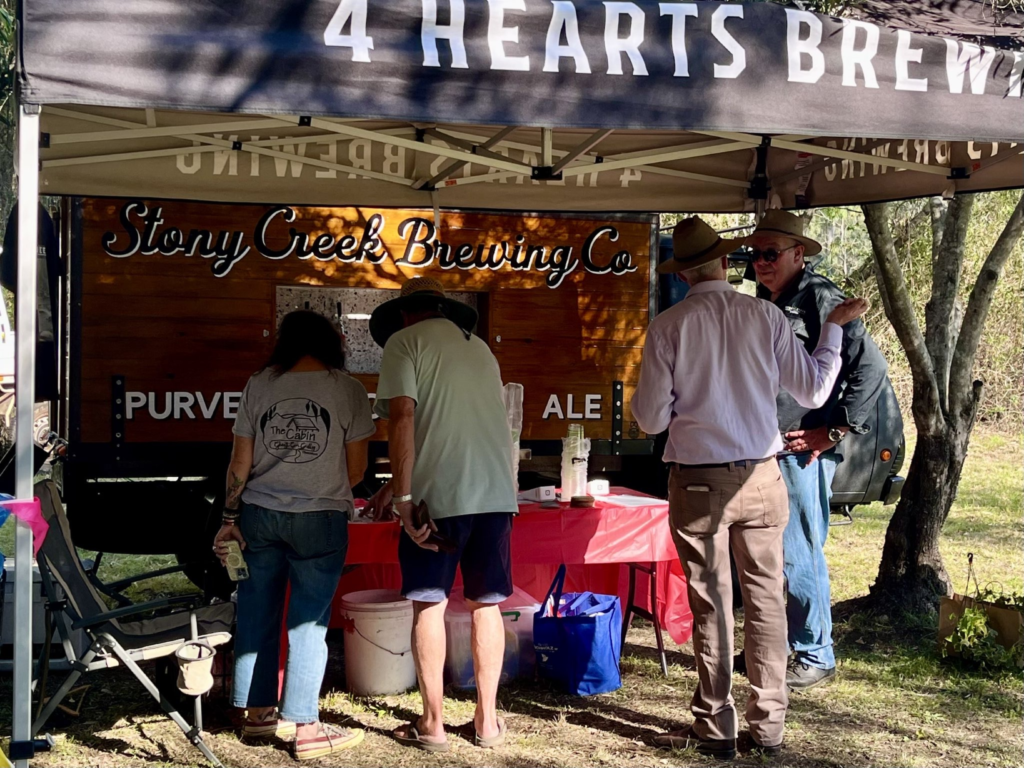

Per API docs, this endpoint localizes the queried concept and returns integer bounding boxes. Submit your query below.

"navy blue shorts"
[399,512,513,604]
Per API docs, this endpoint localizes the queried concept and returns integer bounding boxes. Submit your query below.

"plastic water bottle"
[561,424,590,500]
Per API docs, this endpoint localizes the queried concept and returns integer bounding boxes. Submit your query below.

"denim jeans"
[780,452,838,670]
[231,503,348,723]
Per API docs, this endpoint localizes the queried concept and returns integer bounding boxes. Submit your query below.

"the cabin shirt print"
[232,369,376,513]
[260,399,332,463]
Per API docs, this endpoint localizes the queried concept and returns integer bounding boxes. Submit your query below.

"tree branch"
[871,257,894,319]
[929,196,947,256]
[925,194,973,411]
[949,192,1024,421]
[843,200,931,288]
[862,202,942,433]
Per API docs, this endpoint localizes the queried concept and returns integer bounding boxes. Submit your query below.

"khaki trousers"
[668,459,790,747]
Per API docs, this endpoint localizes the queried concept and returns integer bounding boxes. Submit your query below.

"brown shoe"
[293,723,365,761]
[740,731,783,758]
[654,725,736,761]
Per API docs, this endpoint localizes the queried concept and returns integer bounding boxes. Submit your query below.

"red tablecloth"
[332,488,693,644]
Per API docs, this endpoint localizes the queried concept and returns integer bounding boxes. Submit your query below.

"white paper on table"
[598,494,664,508]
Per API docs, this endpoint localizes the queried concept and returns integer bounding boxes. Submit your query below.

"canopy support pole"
[441,131,751,190]
[771,138,892,185]
[304,116,533,175]
[420,128,530,169]
[551,130,614,175]
[541,128,553,167]
[414,126,518,190]
[12,102,40,768]
[750,137,771,218]
[696,130,955,177]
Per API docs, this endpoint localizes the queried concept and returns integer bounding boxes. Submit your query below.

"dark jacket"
[756,266,888,454]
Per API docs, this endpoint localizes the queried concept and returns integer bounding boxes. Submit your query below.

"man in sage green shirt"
[370,277,516,753]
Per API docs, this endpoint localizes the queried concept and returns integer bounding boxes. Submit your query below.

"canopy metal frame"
[39,108,972,203]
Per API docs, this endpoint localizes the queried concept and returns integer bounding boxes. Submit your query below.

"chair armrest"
[102,564,188,593]
[72,594,203,630]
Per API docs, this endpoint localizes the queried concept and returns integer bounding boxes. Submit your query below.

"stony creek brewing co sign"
[79,199,652,444]
[100,200,639,289]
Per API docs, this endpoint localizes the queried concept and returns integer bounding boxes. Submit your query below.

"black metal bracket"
[747,136,772,201]
[40,132,51,149]
[948,167,970,180]
[8,741,34,761]
[531,166,564,182]
[111,375,126,460]
[9,735,55,760]
[298,115,312,127]
[415,128,427,143]
[231,140,243,151]
[612,381,624,456]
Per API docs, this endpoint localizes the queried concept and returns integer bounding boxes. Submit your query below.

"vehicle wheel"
[33,404,50,447]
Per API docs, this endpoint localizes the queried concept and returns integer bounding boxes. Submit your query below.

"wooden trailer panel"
[73,198,654,451]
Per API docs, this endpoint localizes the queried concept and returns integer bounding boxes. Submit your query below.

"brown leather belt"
[673,456,775,471]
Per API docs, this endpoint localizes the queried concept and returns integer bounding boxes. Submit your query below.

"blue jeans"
[231,503,348,723]
[780,453,838,670]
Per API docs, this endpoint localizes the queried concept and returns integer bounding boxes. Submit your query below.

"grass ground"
[1,431,1020,767]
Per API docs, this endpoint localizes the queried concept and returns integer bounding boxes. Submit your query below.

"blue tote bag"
[534,565,622,695]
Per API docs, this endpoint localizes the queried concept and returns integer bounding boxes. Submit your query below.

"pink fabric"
[2,497,47,556]
[276,489,693,691]
[331,489,693,644]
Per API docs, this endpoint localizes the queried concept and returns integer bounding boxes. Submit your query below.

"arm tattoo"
[225,470,245,509]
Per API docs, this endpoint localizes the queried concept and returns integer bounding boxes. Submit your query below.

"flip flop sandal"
[393,722,450,753]
[474,718,507,749]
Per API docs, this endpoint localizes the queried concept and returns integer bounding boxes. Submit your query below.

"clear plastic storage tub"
[444,586,540,689]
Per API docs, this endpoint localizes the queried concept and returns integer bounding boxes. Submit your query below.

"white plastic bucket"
[339,589,416,696]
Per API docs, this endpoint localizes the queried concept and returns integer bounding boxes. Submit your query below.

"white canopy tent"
[9,1,1024,765]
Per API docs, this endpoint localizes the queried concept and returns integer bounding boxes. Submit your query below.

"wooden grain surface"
[76,198,653,444]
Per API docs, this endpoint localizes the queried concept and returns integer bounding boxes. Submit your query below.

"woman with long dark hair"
[213,310,375,760]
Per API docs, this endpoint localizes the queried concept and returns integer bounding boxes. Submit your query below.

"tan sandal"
[474,718,507,749]
[393,721,450,753]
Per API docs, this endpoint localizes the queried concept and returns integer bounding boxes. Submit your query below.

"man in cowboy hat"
[370,276,516,753]
[743,210,888,690]
[632,217,868,759]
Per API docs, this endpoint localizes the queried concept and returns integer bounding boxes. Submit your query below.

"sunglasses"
[749,246,797,264]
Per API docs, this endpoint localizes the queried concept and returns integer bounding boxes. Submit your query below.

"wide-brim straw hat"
[742,210,822,257]
[657,217,740,275]
[369,277,478,348]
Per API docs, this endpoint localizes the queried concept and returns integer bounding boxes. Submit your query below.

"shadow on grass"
[623,639,695,670]
[829,600,1023,715]
[438,678,680,745]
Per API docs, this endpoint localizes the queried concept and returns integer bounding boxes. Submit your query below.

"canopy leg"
[11,103,41,768]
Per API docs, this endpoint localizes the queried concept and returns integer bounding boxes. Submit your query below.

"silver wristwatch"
[827,427,846,443]
[392,493,413,504]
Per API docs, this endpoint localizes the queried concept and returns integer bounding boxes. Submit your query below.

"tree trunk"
[871,428,970,613]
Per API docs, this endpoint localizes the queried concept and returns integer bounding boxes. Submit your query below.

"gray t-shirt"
[233,368,376,513]
[374,318,517,519]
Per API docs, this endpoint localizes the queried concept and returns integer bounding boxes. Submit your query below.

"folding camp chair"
[32,480,233,767]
